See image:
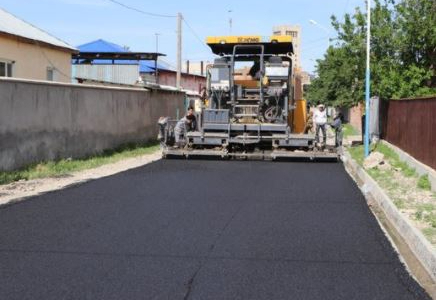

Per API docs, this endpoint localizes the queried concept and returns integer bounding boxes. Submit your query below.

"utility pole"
[155,33,160,84]
[176,12,182,89]
[364,0,371,157]
[228,10,232,34]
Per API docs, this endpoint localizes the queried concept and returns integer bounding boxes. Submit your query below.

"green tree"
[369,0,399,99]
[308,45,363,107]
[307,0,436,107]
[308,7,368,107]
[393,0,436,97]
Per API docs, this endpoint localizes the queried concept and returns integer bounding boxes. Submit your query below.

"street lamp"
[309,19,330,48]
[364,0,371,157]
[228,10,233,34]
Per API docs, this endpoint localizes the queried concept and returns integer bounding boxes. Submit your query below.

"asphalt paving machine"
[159,35,338,160]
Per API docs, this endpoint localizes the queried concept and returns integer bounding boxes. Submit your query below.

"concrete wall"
[0,78,185,171]
[0,34,73,83]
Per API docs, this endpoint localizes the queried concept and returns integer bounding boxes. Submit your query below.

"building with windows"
[272,25,301,70]
[0,7,77,82]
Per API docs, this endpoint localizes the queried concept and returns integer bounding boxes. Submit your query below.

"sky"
[0,0,364,73]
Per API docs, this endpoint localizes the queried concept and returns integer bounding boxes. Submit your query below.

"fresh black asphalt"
[0,160,431,299]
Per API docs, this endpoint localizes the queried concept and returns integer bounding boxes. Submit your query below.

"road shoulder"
[0,151,161,206]
[343,149,436,298]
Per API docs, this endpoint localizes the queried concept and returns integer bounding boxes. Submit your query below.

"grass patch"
[348,143,419,195]
[425,214,436,228]
[0,142,159,185]
[343,123,360,138]
[368,167,384,180]
[348,143,378,166]
[348,144,403,196]
[374,143,416,178]
[417,174,431,191]
[413,203,436,228]
[393,199,406,209]
[422,228,436,244]
[348,145,365,166]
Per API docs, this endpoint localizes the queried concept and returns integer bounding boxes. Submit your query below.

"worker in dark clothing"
[249,61,261,79]
[186,107,197,131]
[330,112,344,147]
[200,87,207,105]
[174,108,196,147]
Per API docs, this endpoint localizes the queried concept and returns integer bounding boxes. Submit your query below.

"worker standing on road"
[314,104,327,145]
[330,112,344,147]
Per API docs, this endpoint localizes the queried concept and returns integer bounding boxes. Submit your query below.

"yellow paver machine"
[159,35,338,160]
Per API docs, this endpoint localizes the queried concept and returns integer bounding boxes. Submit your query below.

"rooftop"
[74,39,171,72]
[0,7,77,52]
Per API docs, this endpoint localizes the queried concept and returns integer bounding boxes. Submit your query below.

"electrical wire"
[182,17,210,52]
[35,41,72,80]
[106,0,176,18]
[106,0,211,57]
[304,36,331,46]
[159,58,177,70]
[301,41,331,54]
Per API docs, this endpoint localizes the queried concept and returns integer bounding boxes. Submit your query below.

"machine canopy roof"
[206,35,293,56]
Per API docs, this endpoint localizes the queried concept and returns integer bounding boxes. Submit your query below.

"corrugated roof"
[0,7,76,51]
[140,60,171,72]
[76,39,171,72]
[77,39,127,53]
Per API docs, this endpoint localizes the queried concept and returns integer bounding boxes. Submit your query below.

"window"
[0,60,13,77]
[285,31,298,38]
[273,31,281,36]
[46,67,54,81]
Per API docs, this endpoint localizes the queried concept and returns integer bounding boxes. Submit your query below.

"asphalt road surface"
[0,160,431,300]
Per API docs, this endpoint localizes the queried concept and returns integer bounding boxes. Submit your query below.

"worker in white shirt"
[314,104,327,145]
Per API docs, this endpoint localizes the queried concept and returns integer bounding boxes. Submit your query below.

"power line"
[35,41,72,80]
[301,37,331,52]
[182,17,210,52]
[304,36,331,46]
[159,58,177,70]
[106,0,209,53]
[106,0,176,18]
[104,0,212,79]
